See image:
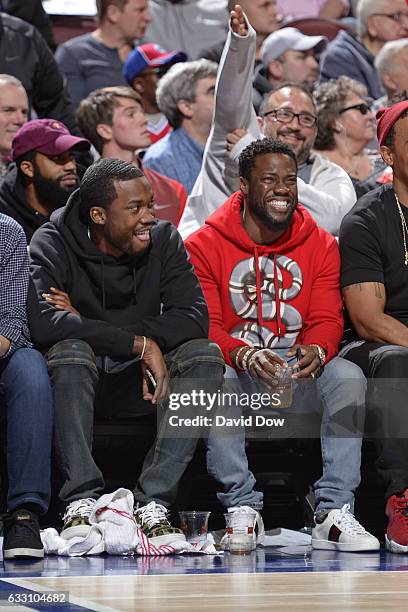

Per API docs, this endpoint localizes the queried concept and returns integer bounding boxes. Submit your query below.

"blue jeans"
[206,352,366,512]
[0,348,53,513]
[46,338,225,507]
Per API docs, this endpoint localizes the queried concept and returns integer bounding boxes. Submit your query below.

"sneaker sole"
[3,548,44,559]
[385,534,408,554]
[60,525,91,540]
[312,538,380,552]
[148,533,186,546]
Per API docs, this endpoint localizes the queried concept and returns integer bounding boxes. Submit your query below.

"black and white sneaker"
[3,509,44,559]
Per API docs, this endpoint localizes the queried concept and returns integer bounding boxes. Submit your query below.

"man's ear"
[96,123,113,143]
[267,59,283,82]
[177,99,194,120]
[382,72,398,97]
[89,206,107,226]
[19,160,34,179]
[380,144,393,167]
[366,15,378,38]
[240,176,248,195]
[132,77,145,95]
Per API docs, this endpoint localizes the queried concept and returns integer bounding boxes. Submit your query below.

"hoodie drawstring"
[254,246,264,330]
[133,268,137,305]
[254,249,282,340]
[273,253,282,339]
[101,258,106,312]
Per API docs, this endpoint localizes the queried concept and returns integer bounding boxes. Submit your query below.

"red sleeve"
[301,237,343,362]
[186,233,248,368]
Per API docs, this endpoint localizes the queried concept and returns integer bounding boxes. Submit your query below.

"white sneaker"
[61,498,96,540]
[134,502,186,546]
[221,506,265,551]
[312,504,380,552]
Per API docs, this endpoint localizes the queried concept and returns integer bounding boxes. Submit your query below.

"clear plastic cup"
[273,365,293,408]
[224,512,255,555]
[178,511,211,545]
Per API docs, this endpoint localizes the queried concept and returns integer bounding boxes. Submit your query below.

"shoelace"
[336,503,370,535]
[62,498,96,522]
[394,496,408,521]
[5,514,40,539]
[136,502,169,529]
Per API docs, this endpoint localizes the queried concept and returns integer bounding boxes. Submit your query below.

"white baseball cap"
[261,27,328,66]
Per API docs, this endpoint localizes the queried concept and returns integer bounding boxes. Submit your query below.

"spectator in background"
[0,11,77,134]
[123,43,187,144]
[1,0,56,51]
[202,0,279,64]
[253,28,327,109]
[278,0,349,20]
[0,75,28,177]
[320,0,408,99]
[0,119,90,242]
[77,86,187,225]
[143,59,217,194]
[179,5,356,239]
[314,76,387,197]
[55,0,151,110]
[145,0,228,61]
[374,39,408,109]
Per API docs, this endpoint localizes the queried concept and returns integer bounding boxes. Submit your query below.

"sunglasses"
[339,103,372,116]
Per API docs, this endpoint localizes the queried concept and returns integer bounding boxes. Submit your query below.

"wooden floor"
[1,570,407,611]
[0,547,408,611]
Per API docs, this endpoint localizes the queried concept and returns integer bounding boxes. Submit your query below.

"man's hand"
[247,348,288,382]
[287,344,321,379]
[319,0,347,19]
[226,128,248,152]
[231,4,248,37]
[42,287,80,315]
[134,336,169,404]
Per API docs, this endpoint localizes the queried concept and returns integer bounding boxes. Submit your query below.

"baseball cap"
[12,119,90,161]
[376,100,408,146]
[123,43,187,84]
[261,27,328,66]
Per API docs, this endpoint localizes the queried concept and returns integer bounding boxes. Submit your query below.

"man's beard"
[252,199,295,232]
[33,172,78,213]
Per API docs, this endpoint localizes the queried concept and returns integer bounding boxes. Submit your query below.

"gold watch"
[309,344,326,367]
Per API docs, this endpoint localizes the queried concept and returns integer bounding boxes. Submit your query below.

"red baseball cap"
[123,43,187,84]
[12,118,90,161]
[376,100,408,146]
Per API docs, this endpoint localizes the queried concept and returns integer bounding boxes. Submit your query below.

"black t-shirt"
[339,184,408,342]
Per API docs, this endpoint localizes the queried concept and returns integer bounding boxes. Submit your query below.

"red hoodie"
[186,191,343,368]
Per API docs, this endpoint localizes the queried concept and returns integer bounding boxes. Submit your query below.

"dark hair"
[259,81,316,117]
[79,157,144,224]
[313,76,368,150]
[96,0,128,20]
[239,137,297,181]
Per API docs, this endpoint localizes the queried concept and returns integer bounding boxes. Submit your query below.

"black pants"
[342,342,408,499]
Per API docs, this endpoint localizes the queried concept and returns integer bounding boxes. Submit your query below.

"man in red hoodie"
[187,137,379,552]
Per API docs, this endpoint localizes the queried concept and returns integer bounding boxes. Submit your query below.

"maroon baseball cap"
[12,118,90,161]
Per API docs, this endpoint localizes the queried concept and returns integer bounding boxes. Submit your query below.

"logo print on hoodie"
[229,254,303,349]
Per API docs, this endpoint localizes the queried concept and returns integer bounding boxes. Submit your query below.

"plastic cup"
[224,512,255,555]
[178,511,211,545]
[273,366,293,408]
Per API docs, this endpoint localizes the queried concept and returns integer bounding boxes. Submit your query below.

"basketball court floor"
[0,545,407,610]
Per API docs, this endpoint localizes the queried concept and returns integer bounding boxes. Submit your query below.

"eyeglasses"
[262,108,317,128]
[339,103,372,115]
[371,12,408,24]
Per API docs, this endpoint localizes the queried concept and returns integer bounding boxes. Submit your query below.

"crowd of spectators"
[1,0,408,562]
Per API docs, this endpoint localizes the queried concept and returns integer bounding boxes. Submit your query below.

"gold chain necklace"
[395,192,408,265]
